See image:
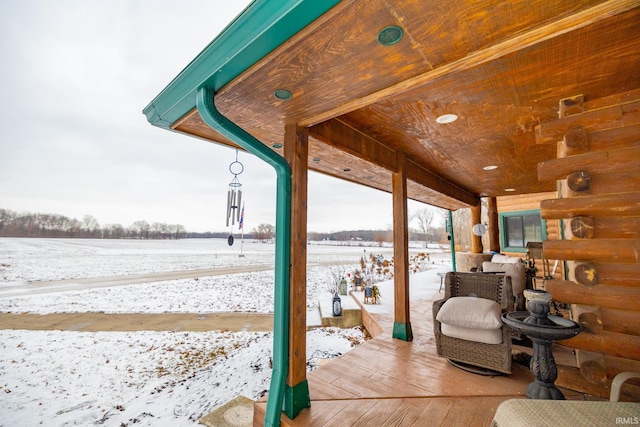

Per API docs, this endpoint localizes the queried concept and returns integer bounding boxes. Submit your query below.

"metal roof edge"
[143,0,341,129]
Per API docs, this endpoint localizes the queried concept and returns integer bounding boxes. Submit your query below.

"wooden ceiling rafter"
[310,117,479,207]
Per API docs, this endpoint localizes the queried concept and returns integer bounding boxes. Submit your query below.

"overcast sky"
[0,0,435,234]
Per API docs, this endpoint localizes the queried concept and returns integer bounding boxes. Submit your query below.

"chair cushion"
[436,296,502,330]
[482,261,526,296]
[441,323,503,345]
[491,254,522,264]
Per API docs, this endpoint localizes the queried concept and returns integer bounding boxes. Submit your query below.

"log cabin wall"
[536,89,640,400]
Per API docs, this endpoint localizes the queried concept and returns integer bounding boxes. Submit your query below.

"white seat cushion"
[436,296,502,330]
[441,323,503,344]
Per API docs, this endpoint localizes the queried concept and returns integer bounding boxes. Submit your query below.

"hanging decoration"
[226,151,244,246]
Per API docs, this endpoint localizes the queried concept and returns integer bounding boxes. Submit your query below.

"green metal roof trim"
[143,0,342,129]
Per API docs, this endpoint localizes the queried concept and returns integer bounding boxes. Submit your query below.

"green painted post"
[448,210,457,272]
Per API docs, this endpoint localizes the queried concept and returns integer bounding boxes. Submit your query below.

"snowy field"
[0,238,450,426]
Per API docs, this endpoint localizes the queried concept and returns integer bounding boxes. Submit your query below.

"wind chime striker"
[226,151,243,246]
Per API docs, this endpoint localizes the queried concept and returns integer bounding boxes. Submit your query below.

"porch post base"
[284,380,310,419]
[392,321,413,342]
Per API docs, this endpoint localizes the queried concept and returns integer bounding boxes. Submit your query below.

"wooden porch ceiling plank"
[299,0,639,127]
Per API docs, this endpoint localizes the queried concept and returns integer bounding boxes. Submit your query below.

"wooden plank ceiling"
[173,0,640,210]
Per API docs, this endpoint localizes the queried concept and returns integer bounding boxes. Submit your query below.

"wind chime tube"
[231,190,237,225]
[236,190,242,222]
[226,189,232,227]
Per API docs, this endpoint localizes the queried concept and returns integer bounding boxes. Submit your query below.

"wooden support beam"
[470,204,483,254]
[567,171,591,193]
[568,262,640,288]
[487,197,500,253]
[544,239,640,263]
[566,216,640,240]
[590,262,640,287]
[558,95,585,118]
[560,127,589,157]
[556,365,610,400]
[538,145,640,182]
[572,305,603,334]
[573,262,599,286]
[601,307,640,336]
[546,279,640,311]
[582,170,640,197]
[392,152,412,342]
[560,124,640,158]
[583,88,640,112]
[309,118,396,171]
[577,349,608,386]
[540,192,640,219]
[301,0,639,127]
[283,123,310,416]
[536,99,640,144]
[568,216,595,239]
[560,330,640,361]
[404,160,479,207]
[310,118,479,207]
[587,123,640,150]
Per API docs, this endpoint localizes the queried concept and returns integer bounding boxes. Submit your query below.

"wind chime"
[226,151,245,250]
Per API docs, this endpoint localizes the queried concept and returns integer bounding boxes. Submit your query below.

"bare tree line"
[0,208,186,239]
[0,205,477,250]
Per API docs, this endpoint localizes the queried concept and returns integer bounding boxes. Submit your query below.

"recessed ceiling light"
[312,157,321,162]
[436,114,458,124]
[272,143,283,149]
[483,165,498,171]
[377,26,403,46]
[343,168,351,172]
[273,89,292,100]
[505,188,516,192]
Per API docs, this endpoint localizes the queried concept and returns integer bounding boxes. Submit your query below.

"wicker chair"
[433,272,514,374]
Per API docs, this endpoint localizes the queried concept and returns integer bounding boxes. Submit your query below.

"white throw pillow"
[482,261,525,296]
[441,323,503,344]
[436,296,502,330]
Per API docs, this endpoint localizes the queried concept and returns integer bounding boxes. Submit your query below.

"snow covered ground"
[0,238,451,426]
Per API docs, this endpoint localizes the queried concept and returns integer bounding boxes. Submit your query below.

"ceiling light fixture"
[272,143,283,149]
[343,168,351,172]
[273,89,292,100]
[312,157,321,162]
[377,25,404,46]
[483,165,498,171]
[436,114,458,124]
[505,188,516,192]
